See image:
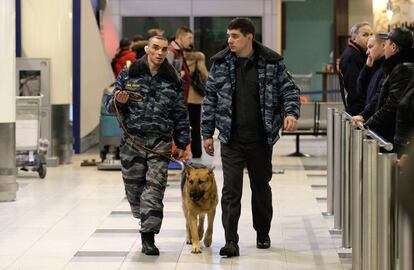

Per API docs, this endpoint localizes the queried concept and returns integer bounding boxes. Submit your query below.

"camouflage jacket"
[201,41,301,145]
[105,57,190,149]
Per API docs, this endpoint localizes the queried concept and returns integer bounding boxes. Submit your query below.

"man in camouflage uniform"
[202,18,300,257]
[105,36,190,256]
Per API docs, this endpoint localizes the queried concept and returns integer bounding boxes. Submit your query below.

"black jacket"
[357,58,385,119]
[339,40,367,115]
[395,75,414,154]
[365,48,414,143]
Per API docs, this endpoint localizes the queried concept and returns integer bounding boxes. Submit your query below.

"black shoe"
[219,241,239,257]
[141,232,160,256]
[256,235,271,249]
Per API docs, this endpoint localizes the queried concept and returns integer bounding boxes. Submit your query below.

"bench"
[282,101,344,157]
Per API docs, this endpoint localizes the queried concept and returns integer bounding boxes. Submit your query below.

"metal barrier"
[333,111,342,231]
[326,108,334,215]
[351,126,363,268]
[326,108,412,270]
[362,138,379,270]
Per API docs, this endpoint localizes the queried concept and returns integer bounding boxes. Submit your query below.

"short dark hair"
[227,17,255,37]
[175,26,193,37]
[119,37,131,49]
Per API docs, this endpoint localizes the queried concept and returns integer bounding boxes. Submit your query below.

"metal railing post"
[342,118,351,248]
[398,209,413,270]
[377,153,397,270]
[333,111,342,230]
[362,139,378,270]
[326,108,335,215]
[351,127,363,270]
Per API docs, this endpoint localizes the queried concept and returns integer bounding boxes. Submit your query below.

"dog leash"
[112,90,193,170]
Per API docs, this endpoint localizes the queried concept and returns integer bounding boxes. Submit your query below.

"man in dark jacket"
[395,75,414,156]
[105,36,190,256]
[339,22,373,115]
[352,34,385,122]
[365,28,414,143]
[202,18,300,257]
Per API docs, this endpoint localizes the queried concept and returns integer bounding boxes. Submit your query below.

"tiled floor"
[0,136,351,270]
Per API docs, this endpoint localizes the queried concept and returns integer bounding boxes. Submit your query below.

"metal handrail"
[341,111,393,151]
[16,94,44,100]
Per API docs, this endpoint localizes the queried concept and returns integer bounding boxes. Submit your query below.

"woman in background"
[184,47,208,158]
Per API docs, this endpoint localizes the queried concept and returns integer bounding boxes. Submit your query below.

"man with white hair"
[339,22,373,115]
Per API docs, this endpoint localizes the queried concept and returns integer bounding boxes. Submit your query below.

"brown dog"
[181,164,218,253]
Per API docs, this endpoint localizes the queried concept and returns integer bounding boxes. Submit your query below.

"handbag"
[191,61,206,97]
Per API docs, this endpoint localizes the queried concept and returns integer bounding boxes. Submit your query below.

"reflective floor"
[0,136,352,270]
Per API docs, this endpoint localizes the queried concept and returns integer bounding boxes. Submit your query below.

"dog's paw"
[191,245,202,254]
[204,236,212,247]
[186,239,192,245]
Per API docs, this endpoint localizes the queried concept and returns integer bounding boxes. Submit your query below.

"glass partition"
[122,17,190,40]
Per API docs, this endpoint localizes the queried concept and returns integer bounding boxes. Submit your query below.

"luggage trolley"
[16,95,48,178]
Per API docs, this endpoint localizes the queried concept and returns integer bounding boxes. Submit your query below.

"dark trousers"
[220,139,273,243]
[188,104,202,158]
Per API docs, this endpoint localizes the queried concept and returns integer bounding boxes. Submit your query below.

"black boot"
[141,232,159,256]
[219,241,239,257]
[256,234,271,249]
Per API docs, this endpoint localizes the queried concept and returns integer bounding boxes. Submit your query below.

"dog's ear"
[186,165,194,174]
[208,166,215,174]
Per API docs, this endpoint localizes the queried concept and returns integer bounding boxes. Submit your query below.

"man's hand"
[366,55,374,67]
[203,138,214,156]
[284,115,298,131]
[352,115,364,122]
[115,90,129,104]
[173,148,185,160]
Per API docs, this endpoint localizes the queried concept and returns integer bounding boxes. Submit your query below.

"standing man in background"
[167,26,193,103]
[339,22,373,115]
[364,27,414,144]
[352,34,385,122]
[202,17,300,258]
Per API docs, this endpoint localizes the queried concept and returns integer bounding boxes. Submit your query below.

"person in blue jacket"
[202,17,300,257]
[105,35,190,256]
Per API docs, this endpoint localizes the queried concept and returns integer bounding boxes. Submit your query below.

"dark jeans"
[220,139,273,243]
[188,104,202,158]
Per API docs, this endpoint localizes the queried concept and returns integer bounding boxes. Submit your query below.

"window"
[122,17,190,40]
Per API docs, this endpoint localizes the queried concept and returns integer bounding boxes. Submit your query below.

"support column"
[21,0,73,163]
[0,0,18,201]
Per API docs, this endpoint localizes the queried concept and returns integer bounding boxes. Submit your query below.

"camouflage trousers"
[119,135,172,234]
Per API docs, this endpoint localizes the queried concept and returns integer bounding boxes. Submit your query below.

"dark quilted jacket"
[105,56,190,149]
[365,48,414,143]
[201,41,301,145]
